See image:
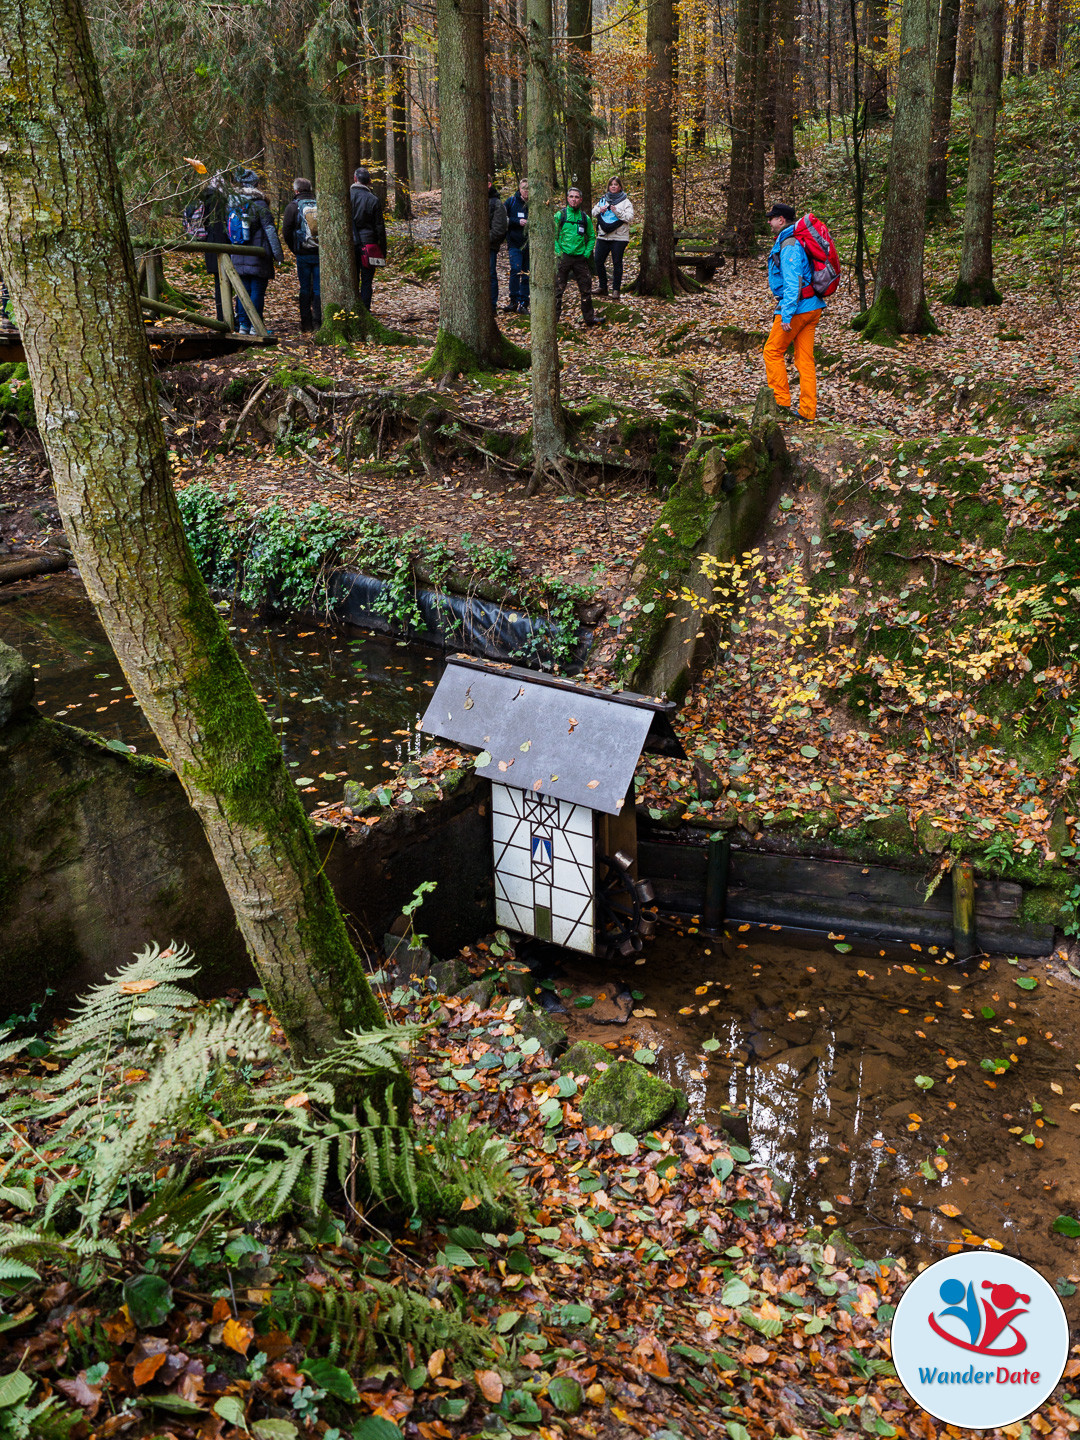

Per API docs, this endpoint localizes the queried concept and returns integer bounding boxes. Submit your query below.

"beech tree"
[423,0,528,375]
[0,0,391,1061]
[565,0,593,200]
[946,0,1004,305]
[726,0,762,252]
[927,0,963,217]
[634,0,687,294]
[853,0,941,341]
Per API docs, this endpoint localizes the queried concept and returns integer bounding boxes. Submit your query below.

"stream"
[0,573,442,807]
[559,928,1080,1319]
[7,575,1080,1314]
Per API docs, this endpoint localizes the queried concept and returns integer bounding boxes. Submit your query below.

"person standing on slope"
[763,202,825,421]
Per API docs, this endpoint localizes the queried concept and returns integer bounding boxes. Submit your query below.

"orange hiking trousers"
[763,310,819,419]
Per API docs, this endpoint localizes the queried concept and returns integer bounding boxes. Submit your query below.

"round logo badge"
[891,1251,1069,1428]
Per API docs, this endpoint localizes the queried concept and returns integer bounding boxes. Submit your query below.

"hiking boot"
[584,313,605,327]
[503,303,518,312]
[517,303,530,314]
[611,288,621,300]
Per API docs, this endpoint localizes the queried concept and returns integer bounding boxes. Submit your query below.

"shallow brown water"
[556,925,1080,1318]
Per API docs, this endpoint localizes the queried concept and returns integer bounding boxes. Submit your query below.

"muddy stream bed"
[552,929,1080,1320]
[7,574,1080,1316]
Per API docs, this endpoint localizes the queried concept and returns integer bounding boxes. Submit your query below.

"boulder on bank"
[518,1003,569,1061]
[557,1040,611,1077]
[578,1059,685,1134]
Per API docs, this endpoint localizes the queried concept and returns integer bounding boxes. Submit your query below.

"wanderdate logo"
[891,1252,1069,1428]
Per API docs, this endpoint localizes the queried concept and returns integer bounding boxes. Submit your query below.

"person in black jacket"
[350,167,387,312]
[504,178,529,313]
[282,177,321,333]
[488,182,508,310]
[226,168,284,333]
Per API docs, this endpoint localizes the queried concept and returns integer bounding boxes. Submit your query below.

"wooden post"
[703,831,731,934]
[217,261,234,332]
[219,255,267,337]
[952,858,976,962]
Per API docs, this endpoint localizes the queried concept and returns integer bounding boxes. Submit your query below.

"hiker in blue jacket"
[764,203,825,421]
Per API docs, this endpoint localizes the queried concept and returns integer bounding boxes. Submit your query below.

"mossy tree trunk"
[635,0,690,295]
[749,0,774,216]
[926,0,963,217]
[956,0,975,85]
[945,0,1004,305]
[1005,0,1024,76]
[312,57,413,347]
[726,0,760,253]
[565,0,593,200]
[423,0,528,376]
[852,0,941,342]
[0,0,389,1062]
[299,125,317,187]
[525,0,572,495]
[773,0,799,173]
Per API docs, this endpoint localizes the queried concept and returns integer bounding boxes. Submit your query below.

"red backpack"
[794,213,841,299]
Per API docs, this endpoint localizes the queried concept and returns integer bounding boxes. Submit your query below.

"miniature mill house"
[420,657,684,957]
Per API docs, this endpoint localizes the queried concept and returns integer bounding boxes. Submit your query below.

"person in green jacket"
[554,188,604,327]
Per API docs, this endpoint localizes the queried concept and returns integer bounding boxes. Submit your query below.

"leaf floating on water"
[520,739,532,751]
[914,1075,934,1089]
[586,780,599,789]
[939,1203,962,1218]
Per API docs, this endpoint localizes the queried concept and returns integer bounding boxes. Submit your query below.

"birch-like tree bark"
[0,0,389,1060]
[853,0,941,339]
[946,0,1004,304]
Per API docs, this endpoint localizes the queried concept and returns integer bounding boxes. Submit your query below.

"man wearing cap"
[763,203,825,421]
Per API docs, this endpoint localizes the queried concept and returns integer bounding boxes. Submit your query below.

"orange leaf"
[458,1195,481,1211]
[743,1344,771,1365]
[939,1203,962,1218]
[211,1297,232,1323]
[631,1335,669,1379]
[118,979,159,994]
[475,1370,503,1404]
[221,1318,254,1356]
[282,1092,309,1109]
[132,1352,167,1387]
[428,1348,446,1379]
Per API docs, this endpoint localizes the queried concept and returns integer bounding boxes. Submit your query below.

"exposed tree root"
[526,453,582,497]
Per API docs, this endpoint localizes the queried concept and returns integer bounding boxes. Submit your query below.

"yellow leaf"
[1051,1082,1064,1095]
[428,1348,446,1378]
[221,1318,254,1355]
[939,1203,962,1218]
[119,979,160,995]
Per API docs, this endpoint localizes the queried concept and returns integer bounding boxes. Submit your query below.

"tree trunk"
[854,0,941,339]
[726,0,759,251]
[864,0,891,119]
[424,0,528,374]
[635,0,686,294]
[390,0,412,218]
[1027,0,1044,69]
[1005,0,1024,75]
[956,0,975,84]
[750,0,775,214]
[690,3,707,150]
[565,0,593,200]
[773,0,799,171]
[927,0,963,215]
[526,0,570,493]
[624,87,641,155]
[299,125,316,187]
[1038,0,1059,66]
[946,0,1003,303]
[481,0,497,179]
[0,0,390,1061]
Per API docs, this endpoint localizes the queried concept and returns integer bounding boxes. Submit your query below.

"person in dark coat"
[226,168,284,334]
[282,177,322,333]
[183,173,228,321]
[504,178,529,313]
[488,181,508,310]
[350,167,387,313]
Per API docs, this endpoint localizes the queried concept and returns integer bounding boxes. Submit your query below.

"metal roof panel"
[420,660,656,815]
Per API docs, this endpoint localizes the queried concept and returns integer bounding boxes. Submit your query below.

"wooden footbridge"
[0,240,279,367]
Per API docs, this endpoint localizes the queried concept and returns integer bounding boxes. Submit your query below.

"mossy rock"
[915,813,949,855]
[270,363,333,392]
[459,978,496,1009]
[1020,883,1069,927]
[430,957,472,996]
[578,1060,684,1134]
[865,807,914,853]
[558,1040,611,1077]
[0,640,34,727]
[342,781,381,816]
[518,1003,569,1060]
[501,962,541,1000]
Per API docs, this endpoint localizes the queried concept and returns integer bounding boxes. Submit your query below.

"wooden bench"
[674,232,725,283]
